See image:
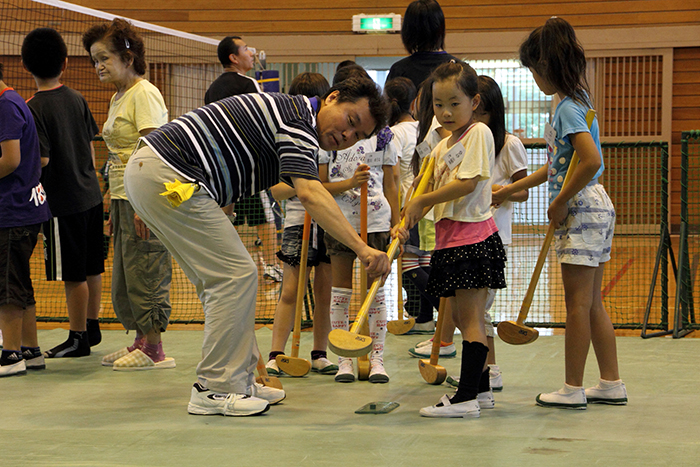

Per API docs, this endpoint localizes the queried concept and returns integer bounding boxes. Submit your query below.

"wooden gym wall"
[67,1,699,36]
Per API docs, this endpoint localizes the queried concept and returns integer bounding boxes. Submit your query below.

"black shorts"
[0,223,41,308]
[232,193,267,227]
[43,203,105,282]
[277,223,330,267]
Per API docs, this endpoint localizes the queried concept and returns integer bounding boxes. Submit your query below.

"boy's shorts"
[277,223,330,267]
[43,203,105,282]
[0,223,41,308]
[324,231,390,258]
[554,184,615,267]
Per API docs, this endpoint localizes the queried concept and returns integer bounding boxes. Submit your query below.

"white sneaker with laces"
[311,357,338,375]
[536,384,587,410]
[334,357,355,383]
[420,394,480,418]
[368,358,389,383]
[187,383,269,416]
[249,382,286,404]
[585,379,627,405]
[489,365,503,391]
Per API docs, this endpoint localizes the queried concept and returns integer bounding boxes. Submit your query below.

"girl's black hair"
[477,75,506,156]
[0,63,4,81]
[288,72,330,98]
[401,0,446,54]
[519,17,591,107]
[410,76,435,176]
[384,77,417,127]
[82,18,147,76]
[431,59,478,101]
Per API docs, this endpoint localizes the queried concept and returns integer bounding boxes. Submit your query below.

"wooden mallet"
[276,212,313,376]
[256,354,283,390]
[328,156,436,357]
[357,182,371,380]
[498,109,596,345]
[418,297,447,384]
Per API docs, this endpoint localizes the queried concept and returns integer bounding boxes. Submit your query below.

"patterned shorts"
[554,184,615,267]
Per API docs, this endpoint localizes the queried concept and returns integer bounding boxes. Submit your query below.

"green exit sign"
[353,14,401,33]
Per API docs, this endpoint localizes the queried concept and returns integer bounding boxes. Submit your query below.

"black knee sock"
[478,368,491,393]
[404,267,440,322]
[268,350,284,361]
[451,341,489,404]
[87,319,101,347]
[310,350,326,361]
[44,330,90,358]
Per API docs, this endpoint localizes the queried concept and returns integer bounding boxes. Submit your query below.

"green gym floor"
[2,328,699,467]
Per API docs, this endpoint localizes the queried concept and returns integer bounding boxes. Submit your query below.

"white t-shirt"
[102,79,168,199]
[491,134,528,245]
[391,120,419,203]
[431,122,494,223]
[283,149,331,228]
[326,133,398,233]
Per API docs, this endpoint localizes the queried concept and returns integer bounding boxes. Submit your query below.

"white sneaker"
[334,358,355,383]
[265,358,282,376]
[368,358,389,384]
[249,382,286,405]
[536,384,587,410]
[311,357,338,375]
[187,383,269,416]
[477,390,495,409]
[0,357,26,377]
[407,320,435,335]
[489,365,503,391]
[420,394,480,418]
[264,265,283,282]
[408,341,456,358]
[585,379,628,405]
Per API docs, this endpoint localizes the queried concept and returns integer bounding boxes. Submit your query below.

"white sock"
[599,378,622,388]
[369,287,387,363]
[330,287,352,331]
[563,383,584,393]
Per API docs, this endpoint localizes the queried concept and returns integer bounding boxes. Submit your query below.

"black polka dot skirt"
[426,232,507,298]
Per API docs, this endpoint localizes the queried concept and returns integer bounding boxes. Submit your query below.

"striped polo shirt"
[143,92,320,206]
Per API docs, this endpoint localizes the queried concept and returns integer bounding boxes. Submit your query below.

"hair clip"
[125,39,130,49]
[450,59,457,63]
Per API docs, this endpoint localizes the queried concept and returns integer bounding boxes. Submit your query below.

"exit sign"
[352,14,401,33]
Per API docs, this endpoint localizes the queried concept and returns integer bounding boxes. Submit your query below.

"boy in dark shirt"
[22,28,104,358]
[0,62,52,376]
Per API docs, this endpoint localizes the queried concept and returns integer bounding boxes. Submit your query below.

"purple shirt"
[0,88,51,228]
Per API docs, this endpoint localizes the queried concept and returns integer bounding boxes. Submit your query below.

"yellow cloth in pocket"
[160,180,197,208]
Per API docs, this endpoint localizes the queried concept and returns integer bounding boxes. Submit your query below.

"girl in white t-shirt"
[402,60,506,418]
[322,127,399,384]
[443,75,529,392]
